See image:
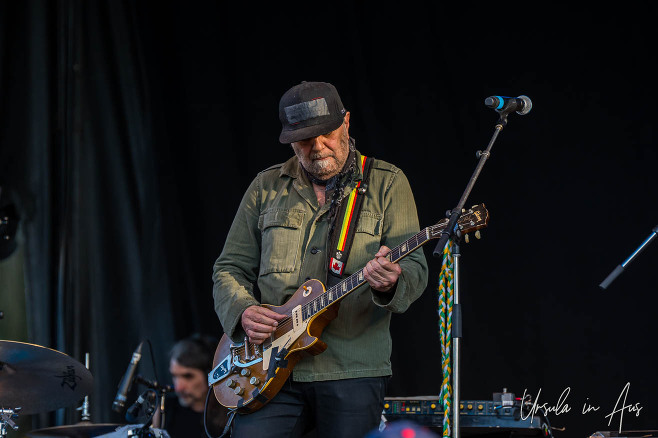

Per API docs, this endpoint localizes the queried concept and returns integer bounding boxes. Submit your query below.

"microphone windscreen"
[516,95,533,115]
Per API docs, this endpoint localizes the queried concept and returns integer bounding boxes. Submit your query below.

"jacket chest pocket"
[348,211,383,269]
[356,211,382,236]
[259,209,305,275]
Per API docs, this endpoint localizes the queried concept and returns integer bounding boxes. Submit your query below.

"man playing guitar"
[212,81,428,438]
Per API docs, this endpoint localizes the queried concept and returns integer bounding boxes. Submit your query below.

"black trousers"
[230,376,388,438]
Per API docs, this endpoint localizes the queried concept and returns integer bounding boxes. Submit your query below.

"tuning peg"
[475,230,481,240]
[464,234,470,243]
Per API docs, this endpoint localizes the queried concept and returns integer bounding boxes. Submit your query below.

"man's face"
[291,112,351,181]
[169,359,207,412]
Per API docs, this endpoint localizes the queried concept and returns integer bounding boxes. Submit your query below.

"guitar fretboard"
[301,219,449,321]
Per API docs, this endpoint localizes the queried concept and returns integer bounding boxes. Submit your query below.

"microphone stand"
[432,109,516,438]
[599,224,658,289]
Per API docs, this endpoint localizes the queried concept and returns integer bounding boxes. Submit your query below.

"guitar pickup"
[292,305,302,331]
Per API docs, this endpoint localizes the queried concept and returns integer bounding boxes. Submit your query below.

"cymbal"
[27,422,123,437]
[0,340,93,415]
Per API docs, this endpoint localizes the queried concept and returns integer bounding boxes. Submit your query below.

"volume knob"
[234,386,244,396]
[241,368,251,377]
[226,378,237,388]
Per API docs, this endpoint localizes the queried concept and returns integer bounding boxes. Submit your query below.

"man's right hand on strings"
[241,305,287,345]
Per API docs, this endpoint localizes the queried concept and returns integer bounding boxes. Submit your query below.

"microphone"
[484,95,532,115]
[112,341,144,413]
[125,390,156,423]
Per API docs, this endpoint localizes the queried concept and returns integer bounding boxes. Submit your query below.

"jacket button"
[310,247,319,254]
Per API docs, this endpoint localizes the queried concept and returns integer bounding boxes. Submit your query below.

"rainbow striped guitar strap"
[327,154,374,284]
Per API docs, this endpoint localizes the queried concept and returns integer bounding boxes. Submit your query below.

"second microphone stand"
[599,224,657,289]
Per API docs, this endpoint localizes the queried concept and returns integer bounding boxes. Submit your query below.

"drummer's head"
[168,334,217,412]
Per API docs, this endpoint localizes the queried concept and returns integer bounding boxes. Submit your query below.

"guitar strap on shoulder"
[327,154,375,286]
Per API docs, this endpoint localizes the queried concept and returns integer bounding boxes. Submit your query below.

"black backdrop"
[1,2,657,437]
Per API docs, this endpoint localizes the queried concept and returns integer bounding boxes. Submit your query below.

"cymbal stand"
[0,407,21,437]
[76,353,92,421]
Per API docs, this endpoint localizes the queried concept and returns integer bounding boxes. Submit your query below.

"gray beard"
[294,132,353,183]
[305,155,339,179]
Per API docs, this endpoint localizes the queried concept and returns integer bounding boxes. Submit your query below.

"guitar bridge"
[233,340,263,368]
[233,355,262,368]
[207,341,265,386]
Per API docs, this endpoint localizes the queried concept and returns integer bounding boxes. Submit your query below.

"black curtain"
[1,2,657,437]
[1,0,179,428]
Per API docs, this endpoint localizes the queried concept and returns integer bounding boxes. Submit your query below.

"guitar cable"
[204,384,236,438]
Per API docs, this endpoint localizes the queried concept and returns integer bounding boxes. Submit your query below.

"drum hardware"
[120,402,164,438]
[77,353,92,421]
[0,408,21,438]
[96,424,170,438]
[126,425,169,437]
[28,351,124,438]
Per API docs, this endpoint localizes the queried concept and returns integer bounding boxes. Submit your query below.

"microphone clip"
[484,95,532,128]
[125,389,157,423]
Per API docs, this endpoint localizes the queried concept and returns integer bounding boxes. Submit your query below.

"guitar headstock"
[429,203,489,240]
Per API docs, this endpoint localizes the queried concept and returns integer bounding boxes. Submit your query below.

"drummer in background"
[153,334,227,437]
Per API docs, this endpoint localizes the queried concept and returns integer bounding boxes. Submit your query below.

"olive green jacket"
[212,149,428,382]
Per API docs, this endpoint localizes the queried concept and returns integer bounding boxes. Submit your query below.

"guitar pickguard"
[262,304,307,370]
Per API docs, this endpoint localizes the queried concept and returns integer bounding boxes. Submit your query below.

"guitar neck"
[301,219,448,321]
